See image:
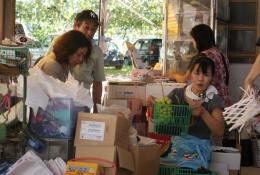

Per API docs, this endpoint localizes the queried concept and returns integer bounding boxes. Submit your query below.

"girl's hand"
[185,95,205,117]
[190,103,206,117]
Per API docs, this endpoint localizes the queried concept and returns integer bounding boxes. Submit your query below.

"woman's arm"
[165,70,190,83]
[244,54,260,89]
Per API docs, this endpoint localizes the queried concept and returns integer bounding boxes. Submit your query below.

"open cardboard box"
[107,81,146,105]
[75,146,134,175]
[211,151,241,170]
[74,113,130,149]
[130,143,160,175]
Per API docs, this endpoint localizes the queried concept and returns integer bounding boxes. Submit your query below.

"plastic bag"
[160,135,211,170]
[6,151,54,175]
[17,67,93,115]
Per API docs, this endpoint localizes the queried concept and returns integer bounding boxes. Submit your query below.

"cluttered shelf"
[0,42,30,168]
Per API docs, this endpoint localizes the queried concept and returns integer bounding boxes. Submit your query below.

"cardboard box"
[209,162,229,175]
[65,161,103,175]
[26,138,74,161]
[75,146,134,175]
[146,82,185,99]
[211,151,241,170]
[105,98,143,117]
[74,113,130,149]
[104,99,128,108]
[130,143,160,175]
[107,81,146,105]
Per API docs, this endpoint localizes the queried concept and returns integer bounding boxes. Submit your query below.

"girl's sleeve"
[208,95,225,111]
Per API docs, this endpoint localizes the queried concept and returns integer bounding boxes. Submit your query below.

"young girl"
[148,55,225,139]
[148,56,225,169]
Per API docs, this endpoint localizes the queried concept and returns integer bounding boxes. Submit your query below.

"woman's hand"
[147,95,156,106]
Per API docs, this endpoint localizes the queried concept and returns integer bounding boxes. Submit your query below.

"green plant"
[105,64,131,77]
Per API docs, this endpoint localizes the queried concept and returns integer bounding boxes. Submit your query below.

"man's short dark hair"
[75,10,99,26]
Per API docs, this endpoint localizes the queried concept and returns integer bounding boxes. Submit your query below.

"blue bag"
[160,134,211,170]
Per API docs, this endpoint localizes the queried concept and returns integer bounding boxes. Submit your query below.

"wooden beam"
[0,0,4,40]
[4,0,16,39]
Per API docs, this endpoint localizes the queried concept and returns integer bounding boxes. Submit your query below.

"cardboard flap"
[130,143,160,175]
[75,146,117,168]
[116,147,135,172]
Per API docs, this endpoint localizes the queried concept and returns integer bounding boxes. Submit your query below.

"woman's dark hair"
[256,37,260,46]
[53,30,92,65]
[189,55,215,77]
[190,24,215,52]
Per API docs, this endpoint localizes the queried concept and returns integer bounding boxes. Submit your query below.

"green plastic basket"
[159,165,217,175]
[153,104,191,135]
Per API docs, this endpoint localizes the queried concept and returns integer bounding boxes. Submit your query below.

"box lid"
[75,146,134,172]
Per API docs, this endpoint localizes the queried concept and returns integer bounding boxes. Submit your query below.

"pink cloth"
[202,48,231,107]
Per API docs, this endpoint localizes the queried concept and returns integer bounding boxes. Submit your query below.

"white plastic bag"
[17,67,93,115]
[7,151,54,175]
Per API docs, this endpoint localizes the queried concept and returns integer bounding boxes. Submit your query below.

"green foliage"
[16,0,163,46]
[105,64,131,77]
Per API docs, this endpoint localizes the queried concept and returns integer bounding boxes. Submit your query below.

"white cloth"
[185,84,218,103]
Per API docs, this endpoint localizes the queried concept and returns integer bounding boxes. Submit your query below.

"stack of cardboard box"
[73,112,160,175]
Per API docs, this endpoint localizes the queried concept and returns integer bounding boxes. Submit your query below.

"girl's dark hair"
[190,24,215,52]
[53,30,92,65]
[189,55,215,76]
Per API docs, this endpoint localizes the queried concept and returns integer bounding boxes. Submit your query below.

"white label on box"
[80,121,105,141]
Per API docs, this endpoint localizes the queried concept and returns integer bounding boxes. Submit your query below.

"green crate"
[159,165,217,175]
[153,104,191,135]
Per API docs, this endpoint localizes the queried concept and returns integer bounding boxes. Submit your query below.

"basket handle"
[69,157,117,175]
[160,81,165,98]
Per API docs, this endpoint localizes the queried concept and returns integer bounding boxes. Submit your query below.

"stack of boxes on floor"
[105,81,186,136]
[105,81,147,136]
[72,112,160,175]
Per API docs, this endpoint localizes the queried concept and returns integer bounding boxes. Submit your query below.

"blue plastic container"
[29,97,89,139]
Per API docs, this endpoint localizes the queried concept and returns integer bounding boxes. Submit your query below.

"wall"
[229,63,260,103]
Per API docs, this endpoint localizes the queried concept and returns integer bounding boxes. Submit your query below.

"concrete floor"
[230,167,260,175]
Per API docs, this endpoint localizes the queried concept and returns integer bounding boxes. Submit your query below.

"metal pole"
[98,0,102,46]
[22,74,27,129]
[162,0,168,74]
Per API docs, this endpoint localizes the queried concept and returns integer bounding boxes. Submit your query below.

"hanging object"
[223,87,260,132]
